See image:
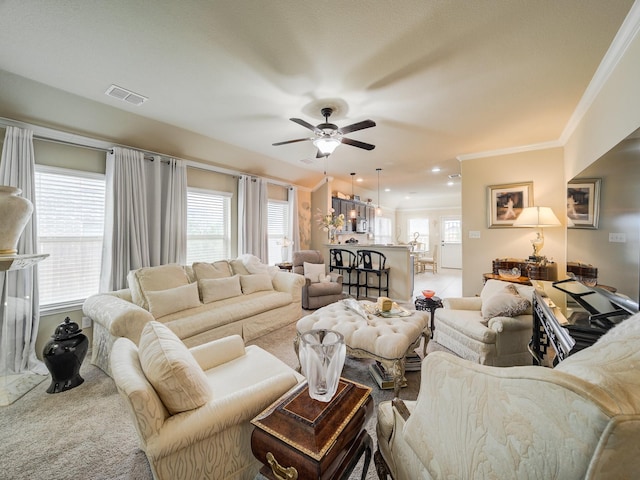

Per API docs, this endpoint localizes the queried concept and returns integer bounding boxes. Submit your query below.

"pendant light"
[375,168,382,216]
[350,172,357,219]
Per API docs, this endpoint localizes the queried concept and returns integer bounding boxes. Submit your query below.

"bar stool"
[329,248,358,296]
[356,250,390,299]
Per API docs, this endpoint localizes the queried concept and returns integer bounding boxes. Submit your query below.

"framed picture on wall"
[487,182,533,228]
[567,178,601,229]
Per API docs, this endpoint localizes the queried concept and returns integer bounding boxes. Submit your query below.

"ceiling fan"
[273,107,376,157]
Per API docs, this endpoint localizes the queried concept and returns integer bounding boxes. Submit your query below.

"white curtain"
[0,126,46,375]
[288,186,300,254]
[101,148,188,291]
[146,156,187,266]
[237,175,268,261]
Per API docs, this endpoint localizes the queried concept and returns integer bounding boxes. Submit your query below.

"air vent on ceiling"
[448,173,462,179]
[105,84,148,106]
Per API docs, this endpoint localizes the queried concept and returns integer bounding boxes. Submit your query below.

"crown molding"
[457,1,640,162]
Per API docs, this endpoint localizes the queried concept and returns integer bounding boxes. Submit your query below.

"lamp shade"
[313,137,341,156]
[513,206,561,227]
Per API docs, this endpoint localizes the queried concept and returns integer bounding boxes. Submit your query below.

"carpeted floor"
[0,318,424,480]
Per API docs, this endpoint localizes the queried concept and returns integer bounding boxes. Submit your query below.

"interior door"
[440,216,462,269]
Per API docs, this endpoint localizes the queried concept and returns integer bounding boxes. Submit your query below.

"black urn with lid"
[42,317,89,394]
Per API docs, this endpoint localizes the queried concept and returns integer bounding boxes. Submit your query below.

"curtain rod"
[0,116,304,189]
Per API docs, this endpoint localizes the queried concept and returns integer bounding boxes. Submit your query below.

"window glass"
[35,166,105,307]
[267,200,289,264]
[374,216,393,245]
[186,188,231,263]
[408,218,429,248]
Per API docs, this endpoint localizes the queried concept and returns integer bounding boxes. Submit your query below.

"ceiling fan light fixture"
[313,137,341,156]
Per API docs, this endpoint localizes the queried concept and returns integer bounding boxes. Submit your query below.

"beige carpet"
[0,319,425,480]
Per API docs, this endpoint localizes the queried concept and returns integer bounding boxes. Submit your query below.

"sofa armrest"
[189,334,246,371]
[146,371,300,458]
[83,293,154,343]
[442,297,482,310]
[272,271,305,300]
[487,314,532,333]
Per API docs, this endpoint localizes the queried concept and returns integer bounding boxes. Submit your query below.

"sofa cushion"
[304,262,326,283]
[146,282,202,318]
[481,284,530,324]
[229,258,250,275]
[200,275,242,303]
[138,321,212,415]
[192,260,232,280]
[240,274,274,294]
[128,264,191,310]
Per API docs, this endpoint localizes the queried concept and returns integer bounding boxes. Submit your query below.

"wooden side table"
[251,378,373,480]
[414,295,443,341]
[275,262,293,272]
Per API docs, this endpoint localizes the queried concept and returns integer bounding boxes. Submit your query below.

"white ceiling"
[0,0,634,209]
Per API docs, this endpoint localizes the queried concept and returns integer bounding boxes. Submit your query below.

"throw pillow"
[240,274,274,294]
[192,261,232,280]
[239,253,269,275]
[481,284,531,323]
[138,321,212,415]
[304,262,326,283]
[199,275,242,303]
[128,263,191,310]
[229,258,250,276]
[145,282,202,318]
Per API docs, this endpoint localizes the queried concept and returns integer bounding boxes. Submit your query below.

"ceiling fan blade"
[341,137,376,150]
[272,138,311,146]
[338,119,376,135]
[290,118,322,134]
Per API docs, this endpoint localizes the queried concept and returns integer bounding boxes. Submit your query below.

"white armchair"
[430,279,535,366]
[376,312,640,479]
[111,322,304,480]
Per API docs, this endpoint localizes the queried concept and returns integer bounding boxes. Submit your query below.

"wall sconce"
[513,206,561,261]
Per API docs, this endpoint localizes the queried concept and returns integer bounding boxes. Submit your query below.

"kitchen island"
[321,243,414,302]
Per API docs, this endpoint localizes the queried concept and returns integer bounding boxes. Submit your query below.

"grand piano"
[530,278,639,366]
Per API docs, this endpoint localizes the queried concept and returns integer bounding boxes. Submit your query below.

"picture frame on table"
[567,178,601,229]
[487,182,533,228]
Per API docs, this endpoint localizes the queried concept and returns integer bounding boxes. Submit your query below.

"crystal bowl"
[498,267,521,280]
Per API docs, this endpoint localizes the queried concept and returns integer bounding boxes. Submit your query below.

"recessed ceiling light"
[356,178,364,182]
[384,188,391,192]
[432,167,441,173]
[447,181,454,186]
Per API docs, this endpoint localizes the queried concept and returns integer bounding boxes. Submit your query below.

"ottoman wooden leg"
[390,358,405,398]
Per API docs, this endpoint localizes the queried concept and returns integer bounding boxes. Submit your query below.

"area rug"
[0,320,424,480]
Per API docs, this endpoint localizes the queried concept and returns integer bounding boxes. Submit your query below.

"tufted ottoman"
[295,300,429,396]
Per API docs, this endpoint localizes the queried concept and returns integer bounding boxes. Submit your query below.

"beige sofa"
[83,257,305,375]
[376,311,640,479]
[430,279,535,366]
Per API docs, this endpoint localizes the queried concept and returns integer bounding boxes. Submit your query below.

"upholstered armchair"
[376,312,640,479]
[429,279,535,366]
[292,249,344,309]
[111,322,303,480]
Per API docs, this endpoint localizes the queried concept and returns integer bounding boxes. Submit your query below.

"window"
[374,216,393,245]
[408,218,429,247]
[442,217,462,243]
[186,188,231,264]
[267,200,289,265]
[35,166,105,308]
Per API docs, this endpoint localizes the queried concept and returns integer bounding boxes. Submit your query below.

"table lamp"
[513,206,561,261]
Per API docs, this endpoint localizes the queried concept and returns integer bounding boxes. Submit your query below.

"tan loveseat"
[83,257,305,375]
[376,312,640,479]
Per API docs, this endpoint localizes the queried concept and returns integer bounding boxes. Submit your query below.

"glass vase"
[299,329,346,402]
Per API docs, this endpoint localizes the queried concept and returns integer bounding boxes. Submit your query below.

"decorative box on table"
[251,378,373,480]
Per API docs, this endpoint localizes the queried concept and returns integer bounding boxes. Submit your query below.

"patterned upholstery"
[376,312,640,479]
[111,334,304,480]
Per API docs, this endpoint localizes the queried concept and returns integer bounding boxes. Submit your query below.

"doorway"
[440,216,462,269]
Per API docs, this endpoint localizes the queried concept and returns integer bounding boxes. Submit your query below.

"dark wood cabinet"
[331,197,376,234]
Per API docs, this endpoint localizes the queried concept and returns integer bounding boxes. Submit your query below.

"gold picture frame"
[487,182,534,228]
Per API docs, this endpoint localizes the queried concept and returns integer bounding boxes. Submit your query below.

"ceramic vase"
[0,186,34,255]
[299,329,345,402]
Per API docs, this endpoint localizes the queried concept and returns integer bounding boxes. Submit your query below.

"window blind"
[267,200,289,264]
[186,188,231,264]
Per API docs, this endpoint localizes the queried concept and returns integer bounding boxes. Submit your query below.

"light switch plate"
[609,232,626,243]
[469,230,481,239]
